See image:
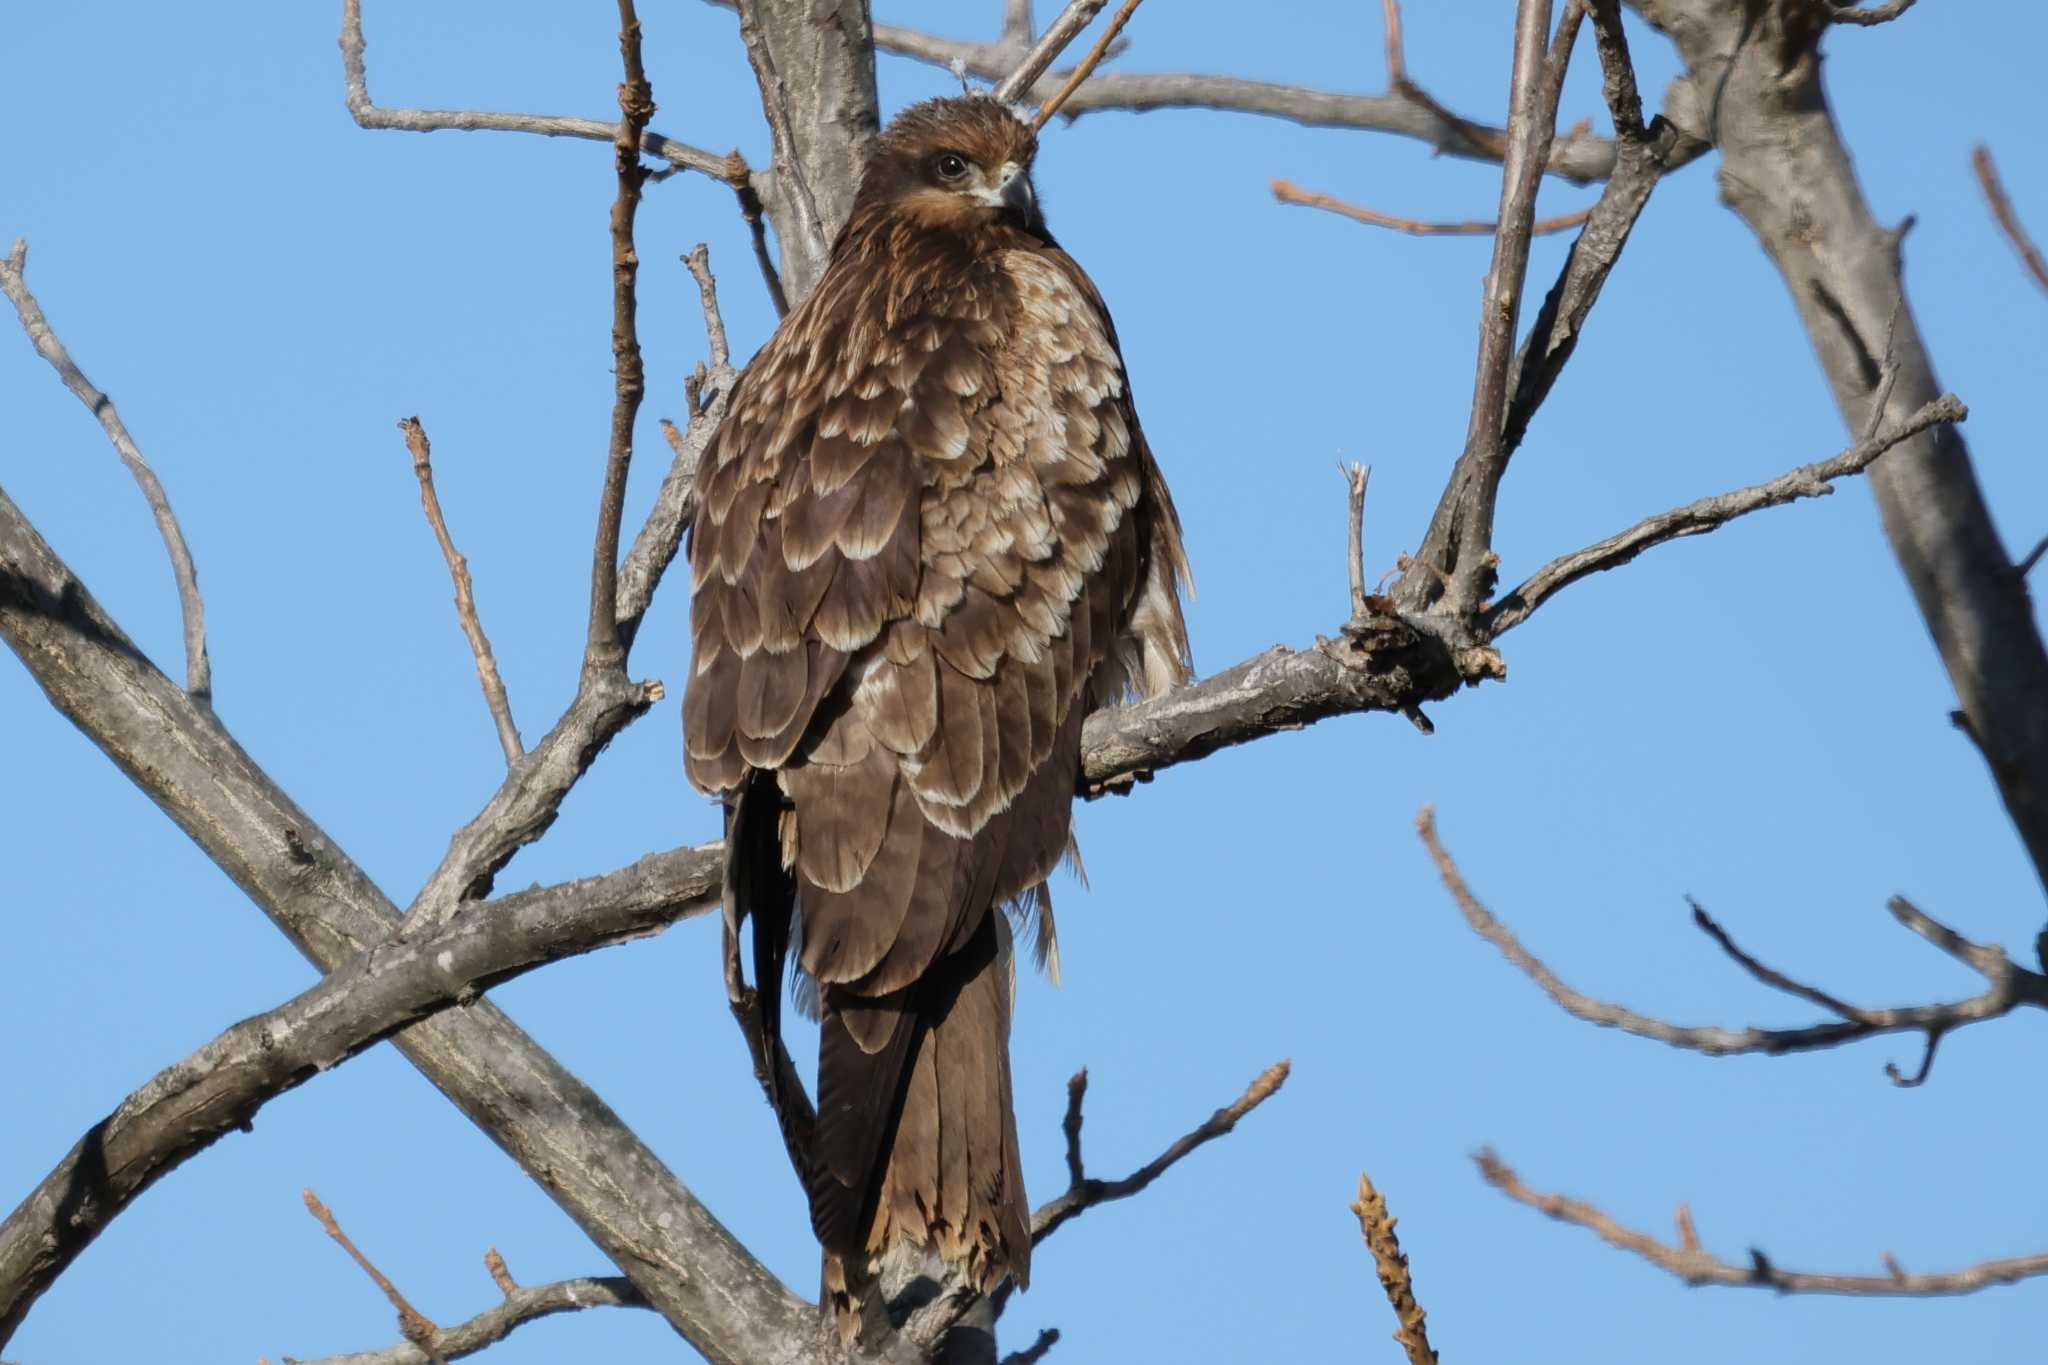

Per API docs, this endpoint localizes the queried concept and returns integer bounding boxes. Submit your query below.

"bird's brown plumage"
[683,95,1190,1307]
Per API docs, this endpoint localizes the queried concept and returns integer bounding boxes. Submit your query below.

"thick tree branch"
[0,845,719,1340]
[0,490,874,1365]
[1499,0,1702,456]
[1479,1150,2048,1295]
[289,1273,646,1365]
[1417,807,2048,1069]
[1482,394,1967,637]
[733,0,831,277]
[400,417,521,764]
[1352,1173,1438,1365]
[1636,0,2048,900]
[1,240,211,700]
[715,0,880,302]
[339,0,735,181]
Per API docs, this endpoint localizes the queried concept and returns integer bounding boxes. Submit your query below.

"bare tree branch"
[1971,144,2048,297]
[733,0,831,272]
[996,1328,1060,1365]
[1030,1060,1290,1250]
[0,492,870,1365]
[304,1190,449,1363]
[289,1274,647,1365]
[1399,0,1582,618]
[714,0,880,301]
[993,0,1108,104]
[587,0,655,670]
[1640,0,2048,901]
[339,0,735,181]
[1478,1150,2048,1295]
[1415,806,2048,1069]
[1499,0,1701,456]
[1029,0,1145,130]
[1272,178,1593,237]
[0,843,719,1340]
[1827,0,1921,26]
[0,239,211,700]
[400,417,521,765]
[872,25,1624,183]
[618,245,738,650]
[1352,1173,1438,1365]
[906,1061,1290,1350]
[1482,394,1968,637]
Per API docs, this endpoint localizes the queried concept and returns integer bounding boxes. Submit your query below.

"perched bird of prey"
[683,95,1191,1309]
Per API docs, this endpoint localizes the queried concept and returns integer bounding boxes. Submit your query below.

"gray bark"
[1634,0,2048,899]
[0,487,896,1365]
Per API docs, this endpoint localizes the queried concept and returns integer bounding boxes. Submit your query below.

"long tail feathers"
[815,915,1030,1299]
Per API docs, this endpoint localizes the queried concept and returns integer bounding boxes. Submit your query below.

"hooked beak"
[989,161,1035,216]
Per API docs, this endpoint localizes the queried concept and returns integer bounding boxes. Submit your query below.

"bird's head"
[851,96,1045,238]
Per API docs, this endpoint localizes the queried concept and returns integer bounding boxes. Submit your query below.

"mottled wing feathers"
[682,124,1190,1294]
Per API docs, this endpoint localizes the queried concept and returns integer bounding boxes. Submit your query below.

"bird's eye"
[934,153,969,182]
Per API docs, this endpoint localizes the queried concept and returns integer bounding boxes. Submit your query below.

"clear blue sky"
[6,3,2046,1362]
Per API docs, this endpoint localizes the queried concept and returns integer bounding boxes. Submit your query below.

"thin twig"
[399,418,521,765]
[1344,464,1372,620]
[1828,0,1920,25]
[616,246,738,648]
[286,1274,648,1364]
[1273,180,1592,237]
[1031,1060,1290,1247]
[998,1328,1061,1365]
[338,0,731,180]
[2015,533,2048,580]
[681,245,731,372]
[1479,1150,2048,1294]
[1483,394,1967,637]
[587,0,655,669]
[993,0,1109,104]
[1061,1069,1089,1189]
[1352,1174,1438,1365]
[1971,144,2048,297]
[303,1190,448,1364]
[1031,0,1145,130]
[717,150,790,317]
[0,239,211,699]
[1382,0,1406,81]
[483,1249,518,1298]
[1416,805,2048,1071]
[918,1060,1290,1347]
